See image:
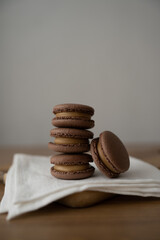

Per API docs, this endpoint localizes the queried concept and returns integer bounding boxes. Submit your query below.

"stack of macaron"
[48,104,95,180]
[49,103,130,180]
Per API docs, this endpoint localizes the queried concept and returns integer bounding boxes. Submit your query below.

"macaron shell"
[99,131,130,172]
[53,103,94,116]
[51,165,95,180]
[50,128,93,139]
[50,153,93,165]
[90,138,119,178]
[52,117,94,129]
[48,142,90,153]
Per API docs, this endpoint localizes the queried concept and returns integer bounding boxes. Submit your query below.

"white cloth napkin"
[0,153,160,220]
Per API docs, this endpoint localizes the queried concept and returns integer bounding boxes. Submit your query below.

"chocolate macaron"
[48,128,93,153]
[50,153,95,180]
[52,103,94,129]
[91,131,130,178]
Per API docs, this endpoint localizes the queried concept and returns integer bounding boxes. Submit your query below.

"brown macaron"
[52,103,94,129]
[50,153,95,180]
[48,128,93,153]
[90,131,130,178]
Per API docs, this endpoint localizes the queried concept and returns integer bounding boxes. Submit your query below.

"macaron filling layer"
[54,138,89,145]
[54,164,90,172]
[56,112,91,119]
[97,142,119,173]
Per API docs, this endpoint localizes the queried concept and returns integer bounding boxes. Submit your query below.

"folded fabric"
[0,154,160,220]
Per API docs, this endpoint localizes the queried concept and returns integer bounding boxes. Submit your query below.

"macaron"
[48,128,93,153]
[90,131,130,178]
[52,103,94,129]
[50,153,95,180]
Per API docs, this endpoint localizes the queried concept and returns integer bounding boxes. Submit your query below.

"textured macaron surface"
[99,131,130,172]
[50,153,93,165]
[52,118,94,129]
[50,128,94,139]
[53,103,94,116]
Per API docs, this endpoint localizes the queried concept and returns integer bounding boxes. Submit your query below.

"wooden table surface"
[0,145,160,240]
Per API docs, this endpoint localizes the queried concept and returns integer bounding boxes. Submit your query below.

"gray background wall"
[0,0,160,146]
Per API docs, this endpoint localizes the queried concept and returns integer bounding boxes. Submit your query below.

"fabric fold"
[0,154,160,220]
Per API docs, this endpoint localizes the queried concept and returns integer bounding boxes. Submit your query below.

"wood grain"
[0,144,160,240]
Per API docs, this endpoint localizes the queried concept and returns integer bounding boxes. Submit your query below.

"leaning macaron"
[52,103,94,129]
[50,153,95,180]
[90,131,130,178]
[48,128,93,153]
